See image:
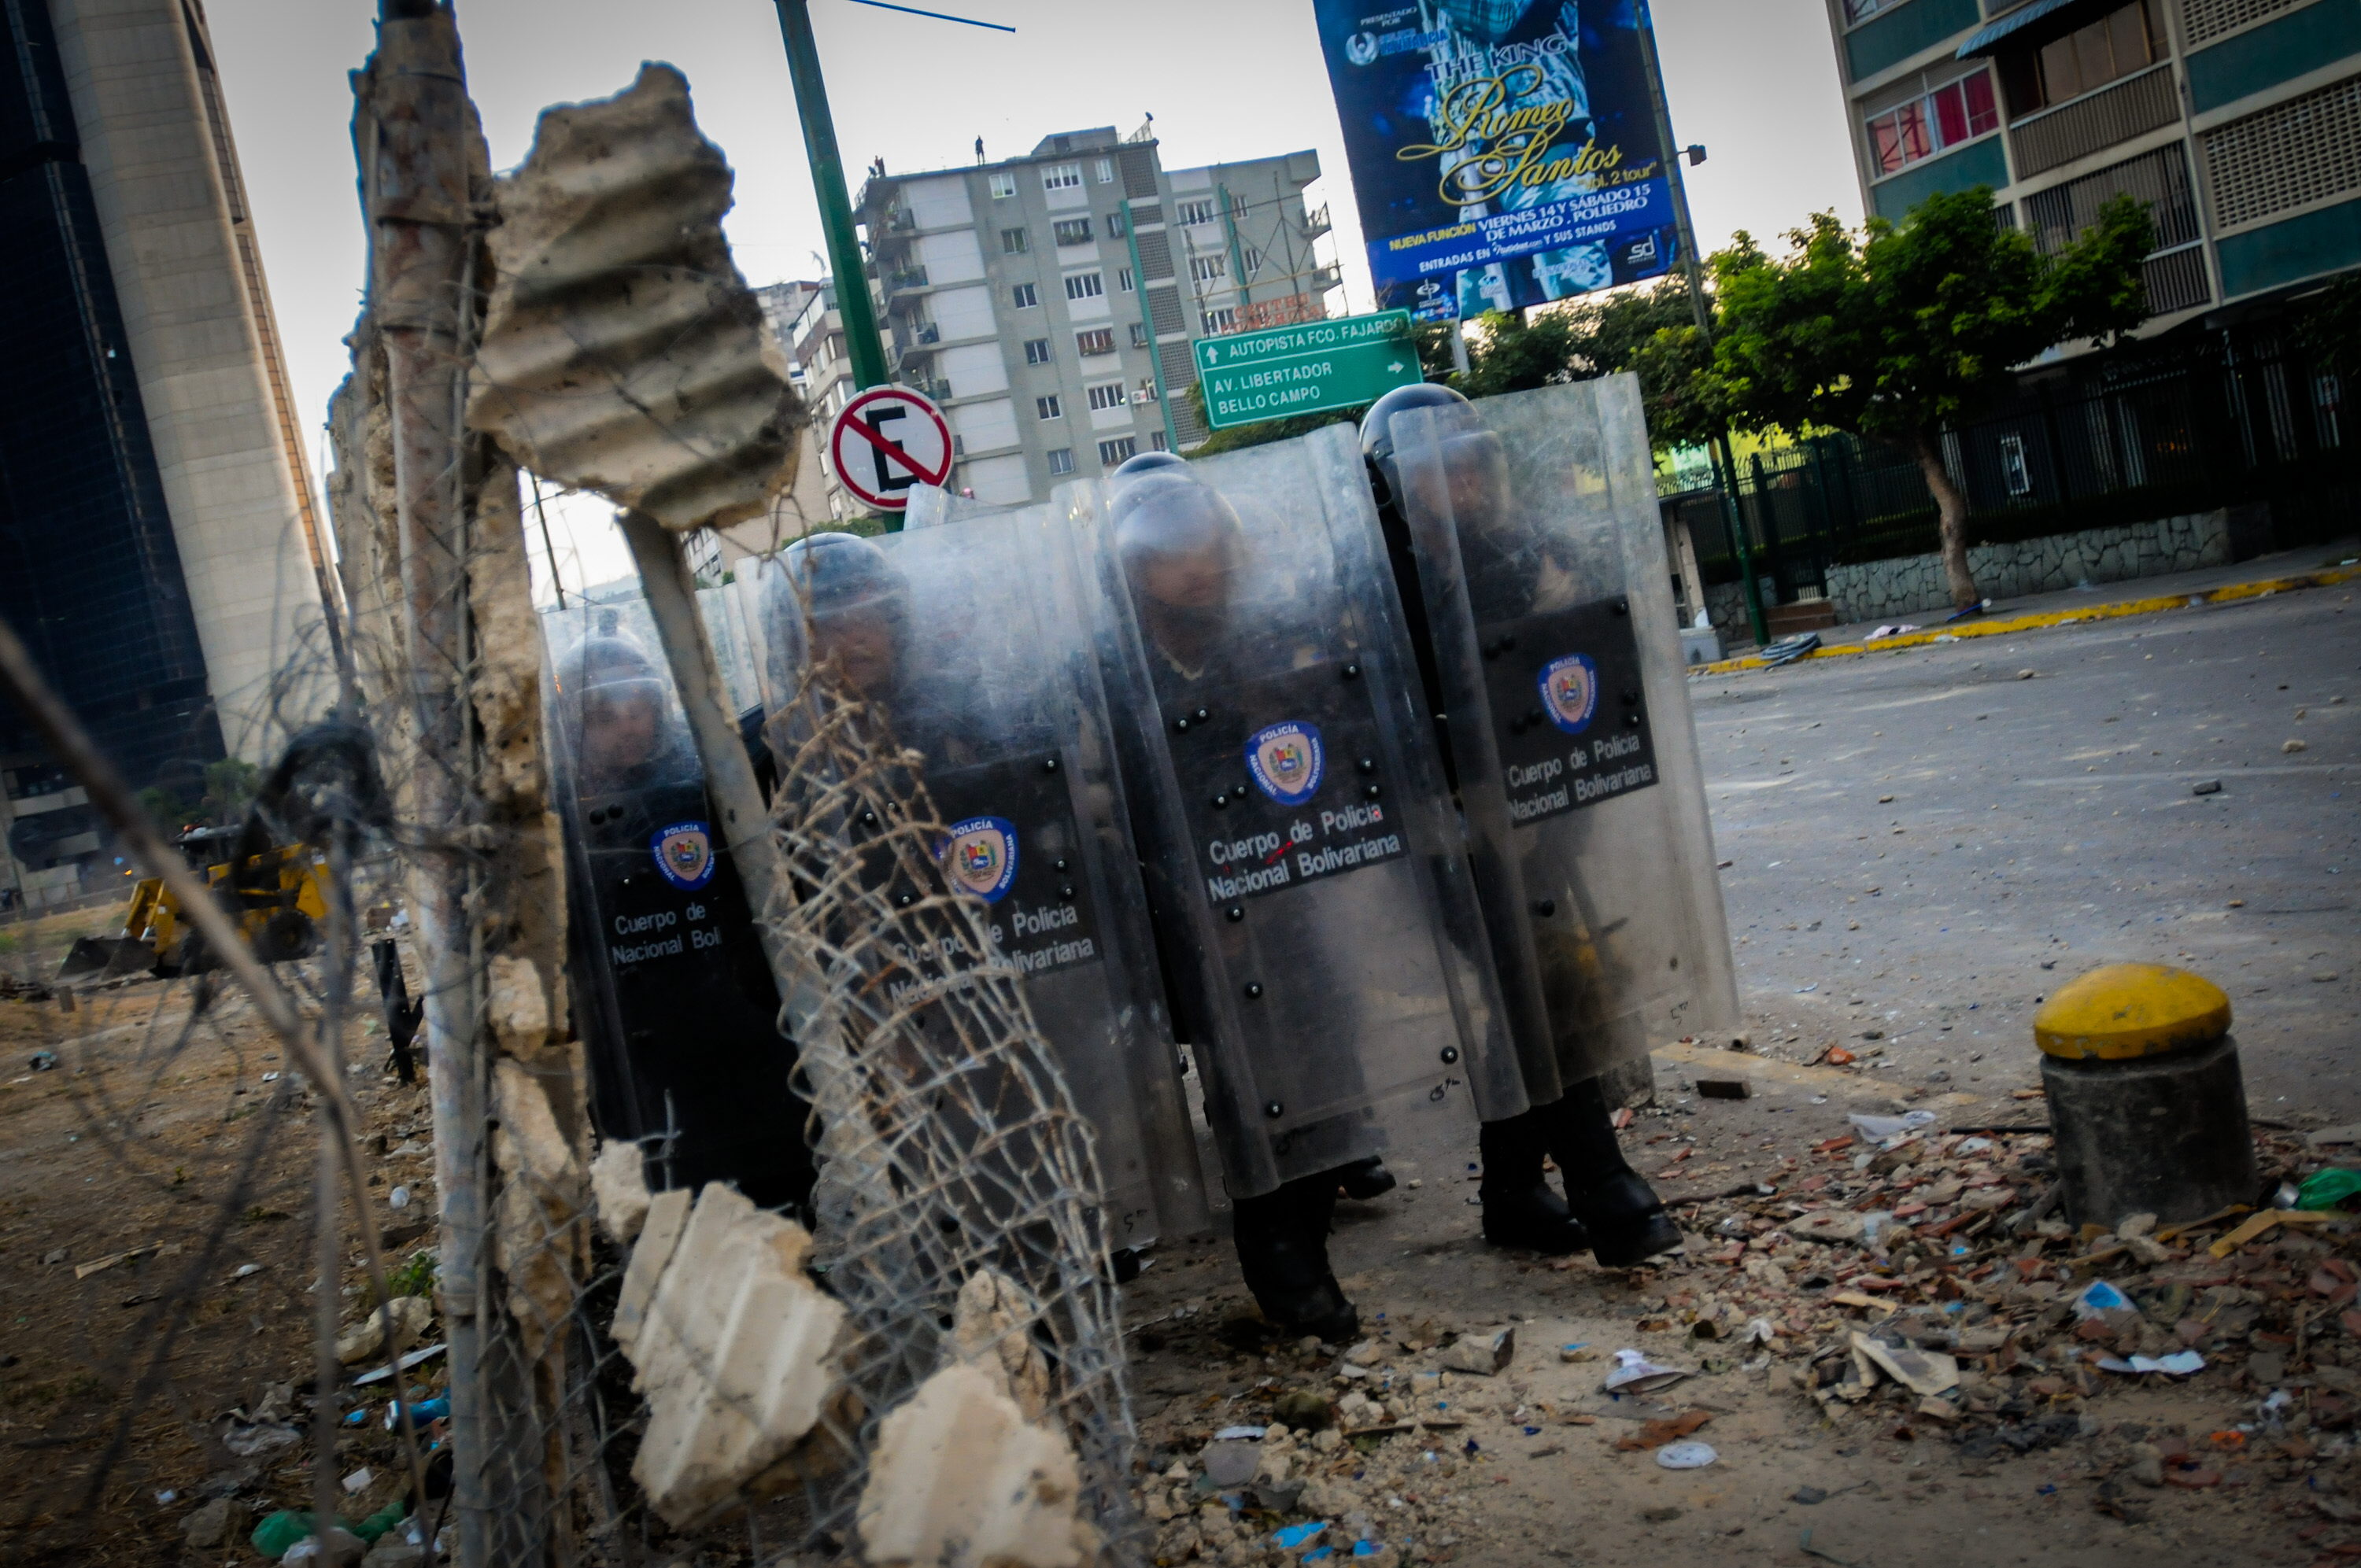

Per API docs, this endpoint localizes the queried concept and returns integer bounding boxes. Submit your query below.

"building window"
[1136,378,1159,402]
[1044,162,1083,190]
[1107,208,1129,238]
[1065,271,1105,301]
[1129,322,1151,349]
[1117,267,1136,292]
[1087,381,1126,411]
[1201,307,1237,334]
[1189,253,1227,282]
[1000,227,1029,254]
[1024,338,1053,365]
[1175,197,1215,226]
[1150,430,1168,452]
[1053,217,1094,246]
[1076,327,1115,356]
[1012,282,1039,308]
[1997,434,2033,497]
[1047,447,1075,475]
[1842,0,1899,20]
[1095,157,1115,184]
[1036,394,1063,419]
[1098,437,1137,465]
[1243,245,1265,275]
[989,171,1016,199]
[2017,0,2167,113]
[1868,68,1998,177]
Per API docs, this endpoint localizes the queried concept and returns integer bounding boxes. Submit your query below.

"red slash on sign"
[827,386,953,512]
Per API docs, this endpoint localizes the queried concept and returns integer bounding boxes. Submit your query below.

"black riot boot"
[1479,1108,1590,1254]
[1547,1076,1683,1267]
[1338,1155,1398,1201]
[1230,1171,1360,1343]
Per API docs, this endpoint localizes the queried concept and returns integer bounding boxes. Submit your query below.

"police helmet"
[1110,470,1243,602]
[1111,450,1189,482]
[1358,382,1476,510]
[777,532,912,696]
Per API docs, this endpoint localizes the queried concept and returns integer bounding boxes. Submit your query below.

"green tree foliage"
[199,758,261,826]
[1708,188,2152,607]
[138,786,193,833]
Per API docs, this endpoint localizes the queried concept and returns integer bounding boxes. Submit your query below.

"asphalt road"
[1691,575,2359,1120]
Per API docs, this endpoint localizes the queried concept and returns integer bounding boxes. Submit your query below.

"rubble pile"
[1132,1114,2361,1566]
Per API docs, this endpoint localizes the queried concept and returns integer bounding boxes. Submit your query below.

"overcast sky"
[203,0,1864,594]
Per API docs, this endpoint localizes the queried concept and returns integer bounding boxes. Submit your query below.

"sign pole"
[772,0,890,397]
[1635,0,1766,647]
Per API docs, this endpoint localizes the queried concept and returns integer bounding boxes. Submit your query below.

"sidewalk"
[1696,535,2361,674]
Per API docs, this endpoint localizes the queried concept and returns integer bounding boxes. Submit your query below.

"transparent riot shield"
[1391,378,1741,1099]
[542,596,813,1212]
[754,514,1209,1250]
[1085,424,1523,1201]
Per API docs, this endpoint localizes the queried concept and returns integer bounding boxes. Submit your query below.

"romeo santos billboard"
[1314,0,1679,321]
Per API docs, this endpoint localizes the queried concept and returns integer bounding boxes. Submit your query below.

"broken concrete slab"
[855,1363,1092,1568]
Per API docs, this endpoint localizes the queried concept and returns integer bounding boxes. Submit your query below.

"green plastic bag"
[249,1510,312,1558]
[2298,1168,2361,1210]
[249,1501,408,1556]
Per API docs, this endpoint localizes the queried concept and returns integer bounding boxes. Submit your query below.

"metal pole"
[773,0,889,393]
[1447,319,1471,379]
[1122,199,1180,453]
[1635,0,1767,647]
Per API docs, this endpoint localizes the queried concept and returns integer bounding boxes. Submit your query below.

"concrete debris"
[856,1363,1095,1568]
[180,1496,250,1548]
[490,1059,589,1371]
[611,1185,693,1357]
[336,1297,432,1366]
[626,1183,848,1528]
[1439,1326,1515,1375]
[951,1268,1053,1424]
[590,1139,652,1246]
[468,65,804,533]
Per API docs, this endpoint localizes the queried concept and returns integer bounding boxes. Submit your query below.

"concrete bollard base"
[2041,1033,2259,1230]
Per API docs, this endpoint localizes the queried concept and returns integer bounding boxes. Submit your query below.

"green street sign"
[1192,310,1423,431]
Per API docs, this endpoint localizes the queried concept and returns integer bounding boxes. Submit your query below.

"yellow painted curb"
[1690,563,2361,677]
[2033,961,2231,1061]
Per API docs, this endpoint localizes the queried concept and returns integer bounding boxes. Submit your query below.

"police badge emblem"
[650,821,717,891]
[1245,721,1325,806]
[940,815,1019,905]
[1537,653,1600,736]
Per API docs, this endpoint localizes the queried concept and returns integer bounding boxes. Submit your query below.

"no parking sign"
[827,386,952,512]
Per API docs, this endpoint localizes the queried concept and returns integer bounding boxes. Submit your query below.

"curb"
[1688,562,2361,677]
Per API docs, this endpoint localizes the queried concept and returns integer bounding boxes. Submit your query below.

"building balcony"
[883,266,931,297]
[1303,204,1332,239]
[912,376,953,401]
[2008,63,2179,182]
[914,322,940,345]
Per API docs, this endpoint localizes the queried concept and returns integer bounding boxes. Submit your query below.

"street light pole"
[772,0,891,393]
[1635,1,1768,648]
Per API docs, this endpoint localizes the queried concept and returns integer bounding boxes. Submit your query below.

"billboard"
[1314,0,1679,321]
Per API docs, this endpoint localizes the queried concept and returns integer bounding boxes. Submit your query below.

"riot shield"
[1086,424,1523,1201]
[543,598,814,1212]
[1390,378,1741,1099]
[755,516,1209,1250]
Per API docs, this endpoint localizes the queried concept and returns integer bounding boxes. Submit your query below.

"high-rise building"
[0,0,329,905]
[848,126,1335,509]
[1823,0,2361,330]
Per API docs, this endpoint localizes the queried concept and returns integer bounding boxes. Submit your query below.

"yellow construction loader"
[57,827,331,981]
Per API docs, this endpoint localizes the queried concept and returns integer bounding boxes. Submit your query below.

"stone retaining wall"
[1696,511,2233,647]
[1823,510,2230,625]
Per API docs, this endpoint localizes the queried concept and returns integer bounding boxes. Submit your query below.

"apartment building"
[1826,0,2361,332]
[846,126,1335,509]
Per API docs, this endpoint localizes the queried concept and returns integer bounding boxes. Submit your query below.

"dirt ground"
[0,966,442,1566]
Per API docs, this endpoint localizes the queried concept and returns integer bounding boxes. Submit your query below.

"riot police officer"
[1362,379,1742,1266]
[1095,436,1541,1341]
[762,525,1208,1260]
[549,614,815,1214]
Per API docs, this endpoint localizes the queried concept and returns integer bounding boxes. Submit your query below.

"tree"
[1709,188,2152,607]
[199,757,260,826]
